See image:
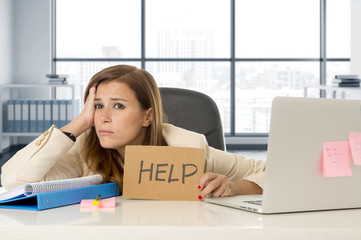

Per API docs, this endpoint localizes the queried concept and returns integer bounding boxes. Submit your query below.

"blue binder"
[7,99,15,132]
[14,99,22,132]
[0,183,119,211]
[21,99,30,132]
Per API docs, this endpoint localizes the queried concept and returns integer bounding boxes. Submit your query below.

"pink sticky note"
[80,197,115,208]
[348,132,361,165]
[322,141,353,177]
[80,207,115,213]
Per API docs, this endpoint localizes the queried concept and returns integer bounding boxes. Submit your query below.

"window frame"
[51,0,350,147]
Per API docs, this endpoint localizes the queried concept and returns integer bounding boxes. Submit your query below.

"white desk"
[0,196,360,240]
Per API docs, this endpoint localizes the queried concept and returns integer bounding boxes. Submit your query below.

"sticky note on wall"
[322,141,353,177]
[348,132,361,165]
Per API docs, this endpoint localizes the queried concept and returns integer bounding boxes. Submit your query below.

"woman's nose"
[100,108,112,123]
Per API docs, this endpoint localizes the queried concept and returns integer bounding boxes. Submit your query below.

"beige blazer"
[1,124,265,190]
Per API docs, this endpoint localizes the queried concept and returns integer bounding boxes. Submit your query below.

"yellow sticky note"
[348,132,361,165]
[322,141,352,177]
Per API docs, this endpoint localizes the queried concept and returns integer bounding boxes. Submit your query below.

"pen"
[92,194,101,206]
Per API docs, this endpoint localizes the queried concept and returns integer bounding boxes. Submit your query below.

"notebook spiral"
[23,174,103,196]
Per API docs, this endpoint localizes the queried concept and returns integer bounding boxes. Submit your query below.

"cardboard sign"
[123,146,205,201]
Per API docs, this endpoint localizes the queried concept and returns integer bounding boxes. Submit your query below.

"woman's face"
[94,81,152,155]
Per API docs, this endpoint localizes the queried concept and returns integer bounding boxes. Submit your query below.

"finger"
[84,87,96,108]
[200,177,224,198]
[198,172,218,190]
[211,182,229,197]
[220,188,233,197]
[87,86,96,99]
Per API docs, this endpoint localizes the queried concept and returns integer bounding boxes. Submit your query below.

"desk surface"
[0,196,360,240]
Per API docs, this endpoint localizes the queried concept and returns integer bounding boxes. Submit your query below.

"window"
[235,62,319,133]
[236,0,319,58]
[53,0,351,140]
[326,0,351,85]
[56,0,141,58]
[146,0,230,58]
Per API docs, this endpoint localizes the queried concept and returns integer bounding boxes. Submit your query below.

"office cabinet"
[0,84,80,153]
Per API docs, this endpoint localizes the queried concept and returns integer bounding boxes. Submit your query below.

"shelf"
[2,132,43,137]
[304,85,361,98]
[0,83,71,88]
[0,83,79,153]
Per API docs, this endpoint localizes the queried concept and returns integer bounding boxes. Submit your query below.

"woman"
[1,65,265,200]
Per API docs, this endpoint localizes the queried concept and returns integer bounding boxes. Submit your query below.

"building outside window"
[54,0,350,145]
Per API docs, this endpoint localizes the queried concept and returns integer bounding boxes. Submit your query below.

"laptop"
[204,96,361,214]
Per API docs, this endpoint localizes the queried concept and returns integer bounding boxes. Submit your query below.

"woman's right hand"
[60,86,97,137]
[78,86,96,130]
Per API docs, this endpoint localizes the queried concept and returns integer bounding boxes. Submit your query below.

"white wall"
[0,0,12,85]
[12,0,52,145]
[0,0,52,149]
[351,0,361,75]
[0,0,13,150]
[12,0,51,85]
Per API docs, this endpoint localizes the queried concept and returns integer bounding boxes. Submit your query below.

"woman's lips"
[98,130,114,136]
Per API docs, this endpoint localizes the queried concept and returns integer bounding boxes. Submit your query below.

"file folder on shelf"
[52,100,60,127]
[14,99,22,132]
[59,100,67,127]
[36,100,44,132]
[43,100,52,130]
[6,98,75,133]
[7,100,15,132]
[0,182,119,211]
[21,99,30,132]
[29,100,37,132]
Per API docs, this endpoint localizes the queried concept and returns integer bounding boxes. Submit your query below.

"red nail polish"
[198,195,203,200]
[198,185,201,189]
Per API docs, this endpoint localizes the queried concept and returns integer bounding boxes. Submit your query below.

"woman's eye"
[95,104,103,109]
[114,103,125,109]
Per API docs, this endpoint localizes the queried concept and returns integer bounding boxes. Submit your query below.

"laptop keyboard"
[244,200,263,206]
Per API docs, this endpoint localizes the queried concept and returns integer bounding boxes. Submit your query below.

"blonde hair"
[82,65,165,191]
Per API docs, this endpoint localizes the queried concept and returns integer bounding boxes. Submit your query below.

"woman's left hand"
[198,173,239,199]
[198,173,263,200]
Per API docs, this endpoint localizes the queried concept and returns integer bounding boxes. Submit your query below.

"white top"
[1,124,265,190]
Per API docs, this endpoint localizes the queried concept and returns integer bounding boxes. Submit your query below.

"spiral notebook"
[0,175,103,201]
[0,175,120,211]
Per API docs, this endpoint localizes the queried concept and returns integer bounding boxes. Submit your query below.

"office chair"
[159,87,226,151]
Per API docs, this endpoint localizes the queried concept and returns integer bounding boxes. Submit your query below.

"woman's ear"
[143,108,153,127]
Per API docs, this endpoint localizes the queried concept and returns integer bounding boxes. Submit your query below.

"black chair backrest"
[159,87,225,151]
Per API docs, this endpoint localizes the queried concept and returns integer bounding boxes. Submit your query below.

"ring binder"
[0,175,120,211]
[0,183,119,211]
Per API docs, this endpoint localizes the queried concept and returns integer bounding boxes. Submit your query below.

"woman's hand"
[198,173,239,199]
[77,86,96,129]
[61,86,97,137]
[198,172,263,200]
